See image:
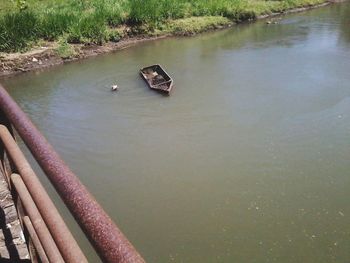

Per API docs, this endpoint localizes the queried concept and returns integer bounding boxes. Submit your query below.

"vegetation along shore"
[0,0,341,77]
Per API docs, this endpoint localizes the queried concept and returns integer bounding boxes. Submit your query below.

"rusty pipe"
[11,173,64,262]
[0,124,87,263]
[0,84,145,263]
[23,216,50,263]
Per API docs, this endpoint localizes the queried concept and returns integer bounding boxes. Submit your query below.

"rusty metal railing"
[0,84,145,263]
[0,124,84,262]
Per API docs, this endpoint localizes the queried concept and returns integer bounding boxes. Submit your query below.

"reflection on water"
[338,3,350,45]
[2,2,350,263]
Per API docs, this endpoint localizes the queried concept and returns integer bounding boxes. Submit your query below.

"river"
[2,2,350,262]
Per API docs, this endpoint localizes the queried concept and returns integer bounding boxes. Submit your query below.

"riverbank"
[0,0,342,78]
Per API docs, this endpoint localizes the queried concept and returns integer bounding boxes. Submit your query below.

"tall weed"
[0,11,39,52]
[40,11,78,40]
[67,12,108,44]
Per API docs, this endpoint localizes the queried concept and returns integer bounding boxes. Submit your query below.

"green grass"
[0,11,40,52]
[167,16,233,35]
[55,37,77,58]
[0,0,327,52]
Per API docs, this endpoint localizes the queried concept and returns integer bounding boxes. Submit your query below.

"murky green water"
[2,3,350,262]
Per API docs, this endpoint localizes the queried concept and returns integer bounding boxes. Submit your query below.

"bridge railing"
[0,84,145,263]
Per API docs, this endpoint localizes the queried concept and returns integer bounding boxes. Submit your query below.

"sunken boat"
[140,64,174,95]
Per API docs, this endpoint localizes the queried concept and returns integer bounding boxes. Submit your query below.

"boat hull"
[140,64,174,95]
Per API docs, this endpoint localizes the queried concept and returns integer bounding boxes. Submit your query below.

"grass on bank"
[55,37,77,58]
[168,16,232,35]
[0,0,326,53]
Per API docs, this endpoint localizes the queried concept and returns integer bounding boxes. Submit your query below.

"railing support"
[0,125,87,263]
[11,173,64,263]
[23,216,49,263]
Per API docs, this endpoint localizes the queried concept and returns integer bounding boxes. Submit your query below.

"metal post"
[23,216,50,263]
[0,125,87,263]
[11,173,64,262]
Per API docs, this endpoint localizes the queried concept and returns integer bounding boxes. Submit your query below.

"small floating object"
[266,20,272,24]
[140,64,174,95]
[111,84,119,91]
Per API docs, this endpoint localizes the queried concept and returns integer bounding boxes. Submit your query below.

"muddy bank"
[0,0,341,79]
[0,35,171,78]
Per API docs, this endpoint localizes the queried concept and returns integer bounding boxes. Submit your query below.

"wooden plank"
[0,168,30,261]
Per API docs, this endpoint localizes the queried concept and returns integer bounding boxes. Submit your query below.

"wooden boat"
[140,64,174,95]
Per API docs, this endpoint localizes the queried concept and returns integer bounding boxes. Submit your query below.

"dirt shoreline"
[0,0,341,79]
[0,35,172,78]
